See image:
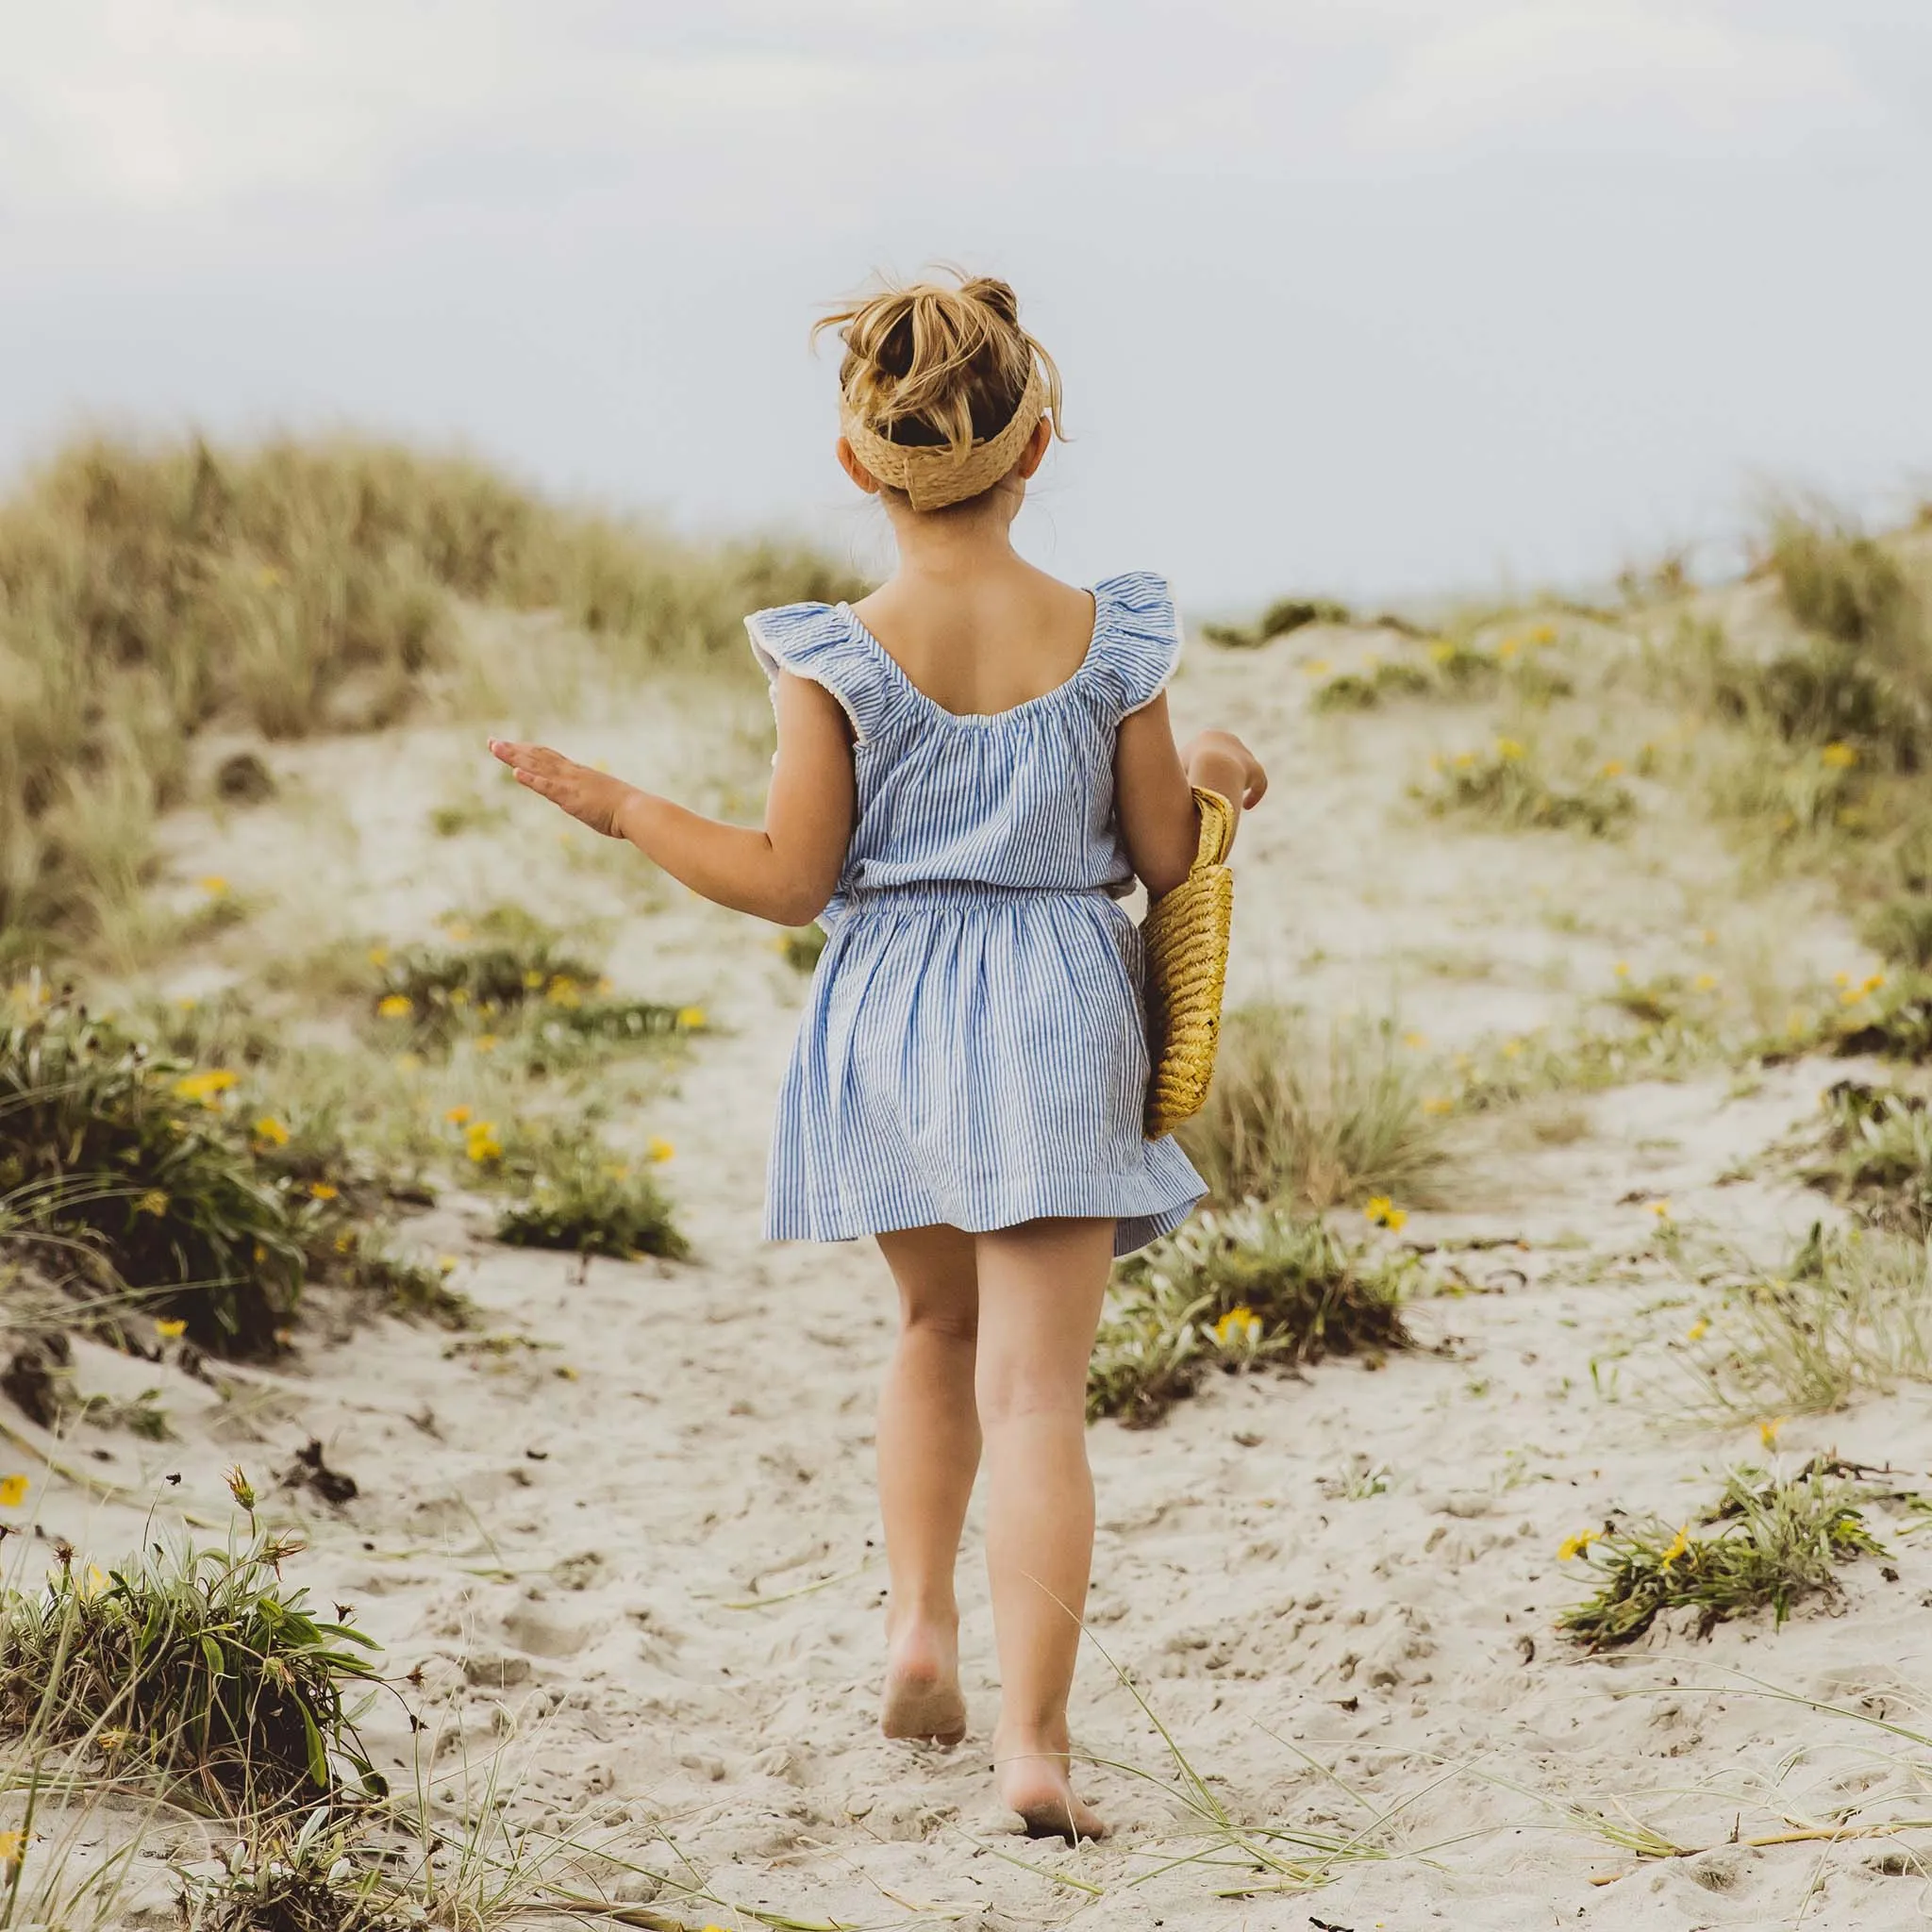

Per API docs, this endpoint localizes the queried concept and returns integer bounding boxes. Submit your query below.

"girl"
[490,271,1266,1841]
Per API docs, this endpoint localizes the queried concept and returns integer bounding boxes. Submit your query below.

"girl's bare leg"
[874,1224,981,1744]
[974,1216,1114,1840]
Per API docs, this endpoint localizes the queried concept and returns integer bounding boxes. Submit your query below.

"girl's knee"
[975,1359,1086,1429]
[903,1301,977,1347]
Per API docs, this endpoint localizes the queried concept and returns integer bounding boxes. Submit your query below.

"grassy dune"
[8,454,1932,1925]
[0,434,861,959]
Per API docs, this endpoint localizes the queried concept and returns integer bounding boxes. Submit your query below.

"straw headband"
[840,363,1048,511]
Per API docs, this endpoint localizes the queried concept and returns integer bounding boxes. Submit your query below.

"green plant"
[1089,1204,1413,1426]
[1178,1004,1449,1210]
[1771,514,1919,653]
[780,924,827,974]
[0,1520,382,1807]
[1557,1461,1887,1649]
[1802,1080,1932,1234]
[1418,739,1635,836]
[1203,595,1352,649]
[1862,893,1932,970]
[1686,1223,1932,1416]
[493,1130,688,1261]
[0,995,303,1353]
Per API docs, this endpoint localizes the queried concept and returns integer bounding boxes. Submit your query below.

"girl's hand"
[1183,730,1269,809]
[488,738,637,838]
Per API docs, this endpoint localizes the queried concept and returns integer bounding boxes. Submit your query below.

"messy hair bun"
[813,268,1063,490]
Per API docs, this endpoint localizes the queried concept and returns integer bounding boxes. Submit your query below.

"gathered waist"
[829,878,1124,924]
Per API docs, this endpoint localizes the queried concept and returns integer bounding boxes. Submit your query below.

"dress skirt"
[764,882,1206,1258]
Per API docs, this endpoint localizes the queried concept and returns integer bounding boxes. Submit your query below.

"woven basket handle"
[1191,787,1235,869]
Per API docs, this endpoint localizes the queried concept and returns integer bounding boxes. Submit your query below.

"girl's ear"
[1015,416,1053,480]
[836,435,881,495]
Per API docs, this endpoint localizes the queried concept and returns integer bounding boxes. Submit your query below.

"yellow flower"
[334,1231,353,1253]
[438,1254,458,1274]
[1452,750,1475,769]
[0,1474,28,1507]
[1422,1095,1455,1115]
[173,1069,239,1106]
[367,946,390,968]
[1648,1199,1673,1219]
[1685,1317,1708,1341]
[1383,1207,1408,1231]
[1212,1306,1262,1347]
[198,875,228,896]
[1494,737,1526,760]
[1427,639,1457,662]
[1301,658,1332,675]
[545,974,582,1008]
[676,1006,708,1029]
[444,1105,473,1124]
[396,1052,423,1072]
[1529,624,1556,645]
[1402,1030,1428,1049]
[1821,741,1858,769]
[0,1828,23,1867]
[465,1121,503,1165]
[1862,973,1886,994]
[1500,1039,1523,1059]
[1557,1528,1599,1561]
[443,921,472,942]
[449,986,470,1007]
[647,1136,675,1163]
[1599,759,1625,778]
[1692,974,1718,992]
[136,1189,170,1216]
[522,969,545,990]
[80,1564,108,1599]
[96,1728,129,1754]
[377,993,413,1020]
[308,1182,338,1201]
[1759,1416,1787,1449]
[1363,1195,1393,1224]
[253,1114,290,1148]
[156,1318,187,1341]
[597,975,614,994]
[475,1034,499,1054]
[1658,1524,1691,1571]
[1612,961,1630,978]
[1785,1007,1811,1039]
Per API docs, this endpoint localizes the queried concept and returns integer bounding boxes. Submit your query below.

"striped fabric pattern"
[748,571,1207,1258]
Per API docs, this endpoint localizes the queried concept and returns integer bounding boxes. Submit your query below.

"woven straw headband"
[840,363,1048,511]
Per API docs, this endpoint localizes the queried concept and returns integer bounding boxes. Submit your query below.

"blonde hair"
[813,268,1063,508]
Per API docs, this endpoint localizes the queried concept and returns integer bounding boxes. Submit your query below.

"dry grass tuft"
[1178,1004,1450,1211]
[1089,1204,1414,1426]
[1417,738,1635,837]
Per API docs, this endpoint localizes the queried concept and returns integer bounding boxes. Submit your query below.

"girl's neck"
[882,499,1023,589]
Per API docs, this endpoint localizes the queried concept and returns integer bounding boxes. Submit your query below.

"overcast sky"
[4,2,1929,608]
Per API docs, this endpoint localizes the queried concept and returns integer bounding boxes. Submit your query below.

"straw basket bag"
[1141,787,1235,1139]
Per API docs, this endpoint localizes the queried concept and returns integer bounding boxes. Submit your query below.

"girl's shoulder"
[1083,570,1184,720]
[744,598,894,741]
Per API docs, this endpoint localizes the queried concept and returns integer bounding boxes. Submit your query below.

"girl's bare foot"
[880,1621,967,1744]
[994,1733,1108,1841]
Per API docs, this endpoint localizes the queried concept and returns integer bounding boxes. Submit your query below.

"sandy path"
[18,625,1932,1929]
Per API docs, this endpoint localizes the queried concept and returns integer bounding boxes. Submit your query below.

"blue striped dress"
[747,570,1206,1258]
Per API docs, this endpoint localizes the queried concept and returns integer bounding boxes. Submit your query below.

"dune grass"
[0,1513,382,1811]
[1557,1460,1887,1649]
[1417,736,1636,837]
[1802,1080,1932,1235]
[1178,1004,1449,1211]
[1201,595,1353,648]
[1089,1204,1414,1426]
[0,433,862,960]
[1684,1223,1932,1418]
[493,1128,688,1262]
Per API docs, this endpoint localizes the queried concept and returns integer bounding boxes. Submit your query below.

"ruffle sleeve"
[744,603,890,742]
[1082,571,1184,720]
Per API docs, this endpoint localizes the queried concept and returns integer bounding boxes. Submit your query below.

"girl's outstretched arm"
[488,671,857,925]
[1114,692,1267,900]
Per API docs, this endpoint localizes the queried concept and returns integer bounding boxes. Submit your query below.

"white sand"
[11,598,1932,1929]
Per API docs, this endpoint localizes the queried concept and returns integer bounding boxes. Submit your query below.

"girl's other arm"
[1114,693,1268,900]
[488,670,857,925]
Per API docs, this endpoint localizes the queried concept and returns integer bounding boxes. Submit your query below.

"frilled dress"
[747,571,1206,1258]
